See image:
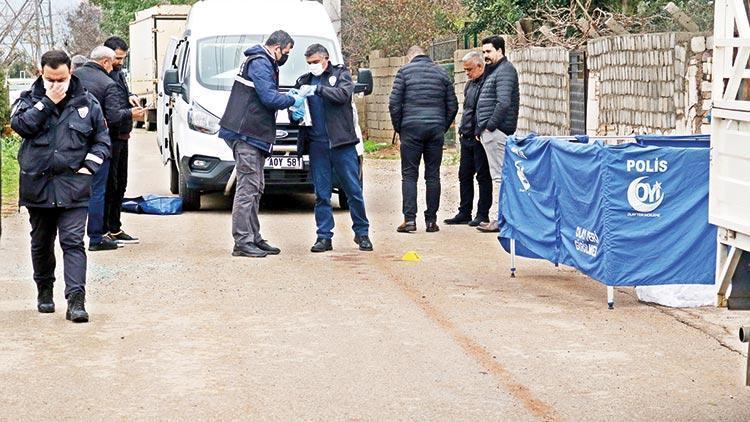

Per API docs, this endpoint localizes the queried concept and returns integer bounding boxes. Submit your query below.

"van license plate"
[265,156,303,170]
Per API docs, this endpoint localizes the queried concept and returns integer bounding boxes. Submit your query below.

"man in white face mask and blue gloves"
[291,43,372,253]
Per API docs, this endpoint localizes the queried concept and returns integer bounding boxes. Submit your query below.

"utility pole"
[0,0,55,67]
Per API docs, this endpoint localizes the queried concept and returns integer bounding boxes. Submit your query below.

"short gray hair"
[90,46,115,61]
[70,54,87,71]
[462,51,484,66]
[406,45,425,62]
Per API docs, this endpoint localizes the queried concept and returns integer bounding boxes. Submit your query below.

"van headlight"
[188,102,220,134]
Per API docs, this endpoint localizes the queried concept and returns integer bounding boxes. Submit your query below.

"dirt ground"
[1,129,749,420]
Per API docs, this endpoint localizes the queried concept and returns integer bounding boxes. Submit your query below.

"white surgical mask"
[308,63,324,77]
[43,79,70,93]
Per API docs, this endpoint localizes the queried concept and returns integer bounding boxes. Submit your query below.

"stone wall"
[586,32,710,135]
[508,47,570,136]
[364,50,405,142]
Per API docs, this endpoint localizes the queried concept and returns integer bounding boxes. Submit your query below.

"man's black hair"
[104,36,129,52]
[304,43,329,58]
[481,35,505,55]
[265,30,294,48]
[40,50,71,70]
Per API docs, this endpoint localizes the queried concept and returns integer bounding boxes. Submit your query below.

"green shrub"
[1,135,21,209]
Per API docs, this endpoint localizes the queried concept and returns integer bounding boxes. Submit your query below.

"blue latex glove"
[292,107,305,121]
[288,93,305,109]
[298,84,317,97]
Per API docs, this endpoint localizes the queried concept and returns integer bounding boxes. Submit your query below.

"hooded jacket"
[219,44,295,153]
[11,75,111,208]
[388,55,458,133]
[292,63,358,156]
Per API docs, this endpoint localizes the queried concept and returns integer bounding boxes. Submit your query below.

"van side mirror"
[355,68,373,96]
[163,68,182,95]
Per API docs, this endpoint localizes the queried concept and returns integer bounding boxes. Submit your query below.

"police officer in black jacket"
[11,50,110,323]
[292,43,373,253]
[389,45,458,234]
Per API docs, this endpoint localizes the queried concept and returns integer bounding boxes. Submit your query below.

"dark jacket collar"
[82,61,107,74]
[410,55,432,64]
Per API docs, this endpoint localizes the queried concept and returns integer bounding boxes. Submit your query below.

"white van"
[159,0,372,210]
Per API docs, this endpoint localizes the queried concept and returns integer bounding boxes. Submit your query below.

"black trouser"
[400,125,444,223]
[458,138,492,220]
[104,139,128,234]
[28,207,87,299]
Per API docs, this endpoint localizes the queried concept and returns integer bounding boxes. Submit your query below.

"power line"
[0,0,55,67]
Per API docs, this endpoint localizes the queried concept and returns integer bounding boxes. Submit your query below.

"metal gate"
[569,50,587,135]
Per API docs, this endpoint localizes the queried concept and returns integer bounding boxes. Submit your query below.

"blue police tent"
[498,134,716,287]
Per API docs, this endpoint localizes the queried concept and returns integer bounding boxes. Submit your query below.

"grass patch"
[1,134,20,214]
[364,139,390,154]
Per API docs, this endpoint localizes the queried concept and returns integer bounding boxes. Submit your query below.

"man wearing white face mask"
[11,50,110,323]
[291,43,372,253]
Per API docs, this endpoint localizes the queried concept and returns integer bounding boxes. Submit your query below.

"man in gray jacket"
[474,35,519,232]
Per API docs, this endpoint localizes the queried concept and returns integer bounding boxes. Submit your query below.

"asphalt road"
[0,129,748,420]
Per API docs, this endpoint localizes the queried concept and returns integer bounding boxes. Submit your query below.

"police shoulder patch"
[78,106,89,119]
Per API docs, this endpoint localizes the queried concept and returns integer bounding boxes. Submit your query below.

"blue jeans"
[87,159,110,244]
[309,142,369,240]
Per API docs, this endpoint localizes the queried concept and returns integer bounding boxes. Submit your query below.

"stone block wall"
[364,50,405,142]
[508,47,571,136]
[586,32,710,135]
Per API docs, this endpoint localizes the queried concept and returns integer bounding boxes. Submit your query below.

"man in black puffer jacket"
[11,51,110,323]
[389,46,458,233]
[444,51,492,228]
[475,35,519,233]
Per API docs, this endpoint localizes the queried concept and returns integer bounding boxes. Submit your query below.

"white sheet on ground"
[635,283,717,308]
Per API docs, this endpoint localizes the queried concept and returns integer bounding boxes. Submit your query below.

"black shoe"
[37,284,54,313]
[232,244,268,258]
[444,214,472,225]
[311,238,333,253]
[397,221,417,233]
[89,237,120,251]
[354,235,373,251]
[256,240,281,255]
[110,231,139,244]
[66,292,89,323]
[426,221,440,233]
[468,216,488,227]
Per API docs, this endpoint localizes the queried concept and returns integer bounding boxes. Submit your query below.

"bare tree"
[64,0,104,57]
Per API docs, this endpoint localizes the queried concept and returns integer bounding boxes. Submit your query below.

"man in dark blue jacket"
[74,45,132,252]
[11,50,110,323]
[219,30,304,258]
[292,43,372,253]
[389,46,458,233]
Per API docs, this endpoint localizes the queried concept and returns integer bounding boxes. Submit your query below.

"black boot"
[311,238,333,253]
[37,284,54,313]
[66,292,89,323]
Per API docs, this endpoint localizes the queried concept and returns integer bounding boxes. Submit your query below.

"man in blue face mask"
[291,43,372,253]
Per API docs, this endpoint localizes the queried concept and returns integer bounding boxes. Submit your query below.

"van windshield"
[196,35,339,90]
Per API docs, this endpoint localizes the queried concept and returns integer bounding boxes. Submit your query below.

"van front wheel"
[178,165,201,211]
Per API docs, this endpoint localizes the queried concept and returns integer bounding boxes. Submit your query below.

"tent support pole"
[510,239,516,278]
[607,286,614,309]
